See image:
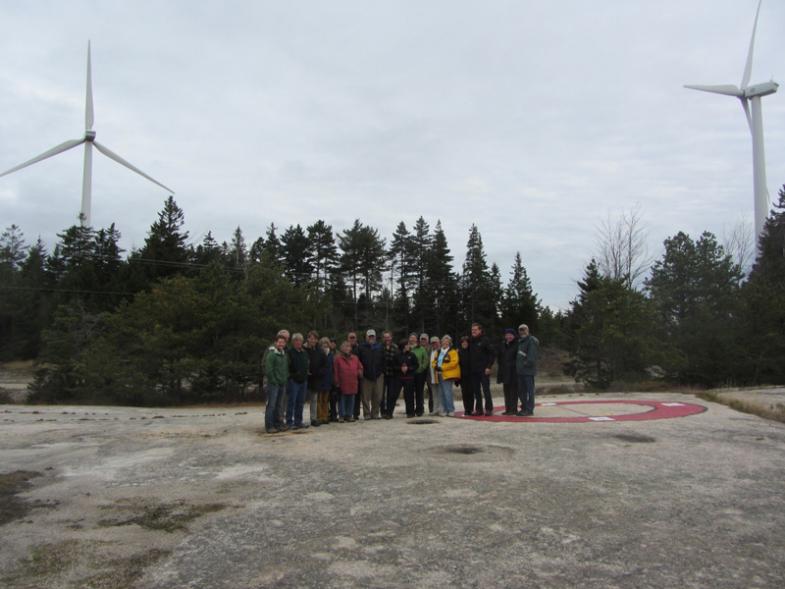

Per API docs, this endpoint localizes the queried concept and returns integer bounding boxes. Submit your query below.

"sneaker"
[311,420,321,427]
[447,412,455,417]
[484,410,494,416]
[348,417,356,423]
[265,427,277,434]
[338,417,345,423]
[364,415,372,420]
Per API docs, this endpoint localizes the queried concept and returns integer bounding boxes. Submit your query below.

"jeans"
[265,384,285,430]
[340,394,355,418]
[440,379,455,414]
[517,374,535,414]
[286,380,308,426]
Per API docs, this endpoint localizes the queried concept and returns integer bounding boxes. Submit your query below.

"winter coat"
[469,335,495,374]
[412,345,429,374]
[382,344,401,377]
[306,345,326,390]
[516,335,540,376]
[458,346,471,384]
[398,350,418,382]
[358,341,384,380]
[433,347,461,382]
[264,346,288,386]
[287,346,310,384]
[497,338,519,384]
[333,353,363,395]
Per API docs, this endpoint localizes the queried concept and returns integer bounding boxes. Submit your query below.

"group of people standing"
[262,322,539,434]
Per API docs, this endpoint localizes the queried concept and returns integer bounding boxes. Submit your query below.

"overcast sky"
[1,0,783,309]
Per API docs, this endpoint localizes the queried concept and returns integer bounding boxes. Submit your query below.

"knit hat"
[504,328,515,336]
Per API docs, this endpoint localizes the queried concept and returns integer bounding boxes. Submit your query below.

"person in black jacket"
[496,328,519,415]
[286,333,310,429]
[357,329,384,419]
[458,336,473,414]
[386,339,417,418]
[468,322,495,415]
[381,331,400,418]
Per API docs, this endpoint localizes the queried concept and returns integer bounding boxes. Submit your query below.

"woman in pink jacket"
[333,341,363,422]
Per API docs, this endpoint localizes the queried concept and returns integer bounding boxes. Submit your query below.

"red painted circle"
[455,399,707,423]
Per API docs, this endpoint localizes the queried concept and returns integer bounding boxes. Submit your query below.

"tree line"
[1,187,783,404]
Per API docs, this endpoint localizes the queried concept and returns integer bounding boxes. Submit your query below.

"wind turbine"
[0,41,174,227]
[685,0,778,246]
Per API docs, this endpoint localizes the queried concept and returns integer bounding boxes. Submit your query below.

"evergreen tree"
[138,196,190,282]
[500,252,540,332]
[645,231,743,384]
[338,219,387,326]
[263,223,283,266]
[388,221,417,331]
[228,226,248,271]
[0,224,27,271]
[409,217,432,328]
[742,185,785,383]
[424,221,460,337]
[460,224,495,329]
[280,224,313,286]
[192,231,224,266]
[306,220,339,290]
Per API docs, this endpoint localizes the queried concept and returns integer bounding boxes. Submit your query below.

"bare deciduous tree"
[722,218,754,277]
[596,205,650,290]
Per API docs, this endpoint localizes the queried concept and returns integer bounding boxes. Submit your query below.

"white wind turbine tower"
[0,42,174,227]
[685,0,778,246]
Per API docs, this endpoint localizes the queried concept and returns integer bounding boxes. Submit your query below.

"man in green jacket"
[516,324,539,416]
[264,334,289,433]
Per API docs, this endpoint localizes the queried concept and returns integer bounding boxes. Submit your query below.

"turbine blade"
[684,84,743,97]
[0,138,85,178]
[740,98,752,132]
[93,141,174,194]
[86,40,94,130]
[741,0,763,89]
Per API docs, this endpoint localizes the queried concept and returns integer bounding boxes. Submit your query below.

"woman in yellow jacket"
[432,335,460,416]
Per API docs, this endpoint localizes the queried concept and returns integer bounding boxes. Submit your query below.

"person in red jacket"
[333,340,363,422]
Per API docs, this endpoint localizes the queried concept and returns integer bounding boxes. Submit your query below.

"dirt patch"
[408,418,440,425]
[613,433,657,444]
[430,444,515,461]
[1,539,170,589]
[0,470,41,525]
[98,499,227,533]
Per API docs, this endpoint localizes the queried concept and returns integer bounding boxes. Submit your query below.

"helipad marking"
[456,399,707,423]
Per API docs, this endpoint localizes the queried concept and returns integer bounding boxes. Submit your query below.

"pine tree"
[0,224,27,271]
[424,220,460,337]
[743,185,785,383]
[306,220,339,290]
[645,231,743,384]
[139,196,190,282]
[500,252,541,332]
[229,226,248,272]
[263,223,283,266]
[281,224,313,286]
[460,224,495,329]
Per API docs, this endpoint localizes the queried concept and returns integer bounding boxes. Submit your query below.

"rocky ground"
[1,391,785,588]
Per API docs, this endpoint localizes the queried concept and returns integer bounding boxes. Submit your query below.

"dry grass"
[697,391,785,424]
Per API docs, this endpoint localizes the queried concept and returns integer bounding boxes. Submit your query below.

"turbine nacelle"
[745,81,778,98]
[85,130,97,142]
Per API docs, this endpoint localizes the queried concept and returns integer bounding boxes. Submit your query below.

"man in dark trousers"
[469,322,495,416]
[497,328,519,415]
[381,330,400,418]
[516,323,539,416]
